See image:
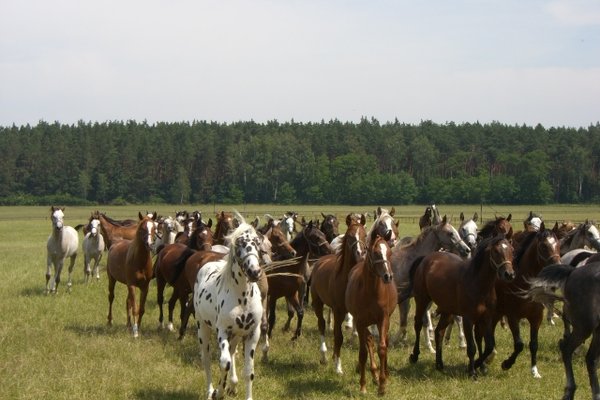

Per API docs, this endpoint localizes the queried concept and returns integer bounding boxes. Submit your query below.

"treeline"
[0,118,599,206]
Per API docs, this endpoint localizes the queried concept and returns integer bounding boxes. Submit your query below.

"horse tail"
[74,224,85,232]
[168,247,197,286]
[398,255,426,304]
[527,263,574,304]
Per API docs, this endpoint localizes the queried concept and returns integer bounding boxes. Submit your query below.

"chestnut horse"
[106,212,157,337]
[346,233,397,395]
[492,224,561,378]
[311,213,367,374]
[214,211,237,246]
[154,220,214,332]
[98,212,138,249]
[478,214,513,242]
[407,235,515,377]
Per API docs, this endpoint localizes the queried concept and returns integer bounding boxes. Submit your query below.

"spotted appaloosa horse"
[46,206,79,293]
[194,218,263,400]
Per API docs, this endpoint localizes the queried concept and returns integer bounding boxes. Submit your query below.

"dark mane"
[513,231,537,266]
[479,216,509,239]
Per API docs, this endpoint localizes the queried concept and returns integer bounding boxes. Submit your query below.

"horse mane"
[367,211,391,246]
[513,231,537,266]
[335,221,362,273]
[222,213,255,281]
[479,216,508,238]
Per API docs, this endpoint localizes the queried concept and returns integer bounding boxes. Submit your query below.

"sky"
[1,0,599,128]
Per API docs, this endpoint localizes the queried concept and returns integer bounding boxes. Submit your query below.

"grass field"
[1,204,598,399]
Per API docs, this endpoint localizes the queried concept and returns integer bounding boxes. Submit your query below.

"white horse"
[46,206,79,293]
[152,216,177,254]
[265,212,297,242]
[194,217,263,400]
[82,214,105,283]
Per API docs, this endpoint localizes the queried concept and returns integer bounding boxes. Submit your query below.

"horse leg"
[546,301,556,325]
[226,337,241,396]
[197,322,215,399]
[501,316,524,371]
[528,314,543,378]
[356,323,369,394]
[216,327,233,399]
[45,256,53,294]
[178,296,194,340]
[54,259,64,293]
[127,285,138,337]
[332,310,345,374]
[377,319,390,396]
[461,317,477,377]
[560,325,589,400]
[586,331,600,400]
[156,275,166,329]
[312,296,328,364]
[137,284,149,334]
[398,299,410,345]
[243,325,261,400]
[344,313,354,331]
[107,275,116,326]
[409,298,427,364]
[94,253,102,280]
[282,298,294,332]
[166,288,178,332]
[474,319,496,373]
[434,313,453,371]
[444,315,453,345]
[66,254,76,292]
[289,293,304,340]
[267,297,276,339]
[424,309,435,353]
[84,253,91,284]
[455,315,467,348]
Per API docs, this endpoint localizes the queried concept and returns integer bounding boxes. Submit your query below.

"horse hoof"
[501,360,512,371]
[409,354,419,364]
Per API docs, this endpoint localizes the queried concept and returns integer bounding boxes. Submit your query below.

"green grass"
[0,204,597,399]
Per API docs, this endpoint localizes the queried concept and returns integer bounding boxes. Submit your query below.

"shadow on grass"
[394,359,486,382]
[134,388,197,400]
[20,286,51,297]
[65,323,121,337]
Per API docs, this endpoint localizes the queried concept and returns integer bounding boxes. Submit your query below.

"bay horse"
[82,212,105,283]
[345,233,397,395]
[391,215,471,351]
[98,212,138,249]
[193,220,263,400]
[491,223,561,378]
[320,212,340,243]
[214,211,237,246]
[46,206,79,293]
[311,213,367,374]
[478,214,513,242]
[528,261,600,400]
[106,212,157,337]
[154,220,215,332]
[407,234,515,378]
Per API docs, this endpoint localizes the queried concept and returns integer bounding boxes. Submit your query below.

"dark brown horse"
[492,223,561,378]
[98,212,139,249]
[106,212,157,337]
[407,234,515,377]
[154,221,215,333]
[320,213,340,243]
[478,214,513,242]
[345,233,397,395]
[311,214,367,374]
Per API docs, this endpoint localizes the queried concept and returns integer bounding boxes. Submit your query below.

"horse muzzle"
[382,273,394,284]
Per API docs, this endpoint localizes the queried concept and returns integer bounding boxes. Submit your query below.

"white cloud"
[546,0,600,26]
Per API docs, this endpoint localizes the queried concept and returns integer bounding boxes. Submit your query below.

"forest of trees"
[0,118,599,206]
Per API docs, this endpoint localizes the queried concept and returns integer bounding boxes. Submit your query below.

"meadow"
[1,204,599,399]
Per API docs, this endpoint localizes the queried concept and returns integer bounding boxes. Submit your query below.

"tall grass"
[0,204,596,399]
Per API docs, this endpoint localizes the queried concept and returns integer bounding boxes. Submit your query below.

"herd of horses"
[44,205,600,399]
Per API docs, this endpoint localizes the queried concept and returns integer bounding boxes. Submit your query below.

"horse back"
[184,251,225,289]
[310,254,338,307]
[413,252,466,314]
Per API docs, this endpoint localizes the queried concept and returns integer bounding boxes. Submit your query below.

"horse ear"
[360,214,366,226]
[552,221,559,232]
[321,212,327,219]
[389,206,395,216]
[473,212,478,222]
[506,226,513,240]
[346,214,353,226]
[233,218,240,228]
[377,206,382,216]
[507,213,512,222]
[207,218,213,228]
[138,211,144,220]
[540,221,546,231]
[442,215,447,224]
[251,217,259,228]
[460,212,465,222]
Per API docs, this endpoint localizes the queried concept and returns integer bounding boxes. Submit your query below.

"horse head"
[320,213,339,243]
[137,212,157,251]
[583,220,600,251]
[486,235,515,282]
[459,212,479,252]
[50,206,66,231]
[266,224,296,260]
[230,225,262,282]
[434,215,471,257]
[371,207,398,247]
[189,219,214,251]
[303,220,334,257]
[368,235,394,284]
[343,213,367,264]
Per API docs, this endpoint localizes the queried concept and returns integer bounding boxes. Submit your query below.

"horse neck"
[516,238,545,278]
[467,252,499,295]
[128,237,152,272]
[339,230,363,272]
[290,232,309,257]
[214,222,228,245]
[418,230,444,255]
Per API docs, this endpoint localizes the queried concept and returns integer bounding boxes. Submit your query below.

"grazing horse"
[458,212,479,252]
[407,235,515,377]
[46,206,79,293]
[528,262,600,400]
[345,233,397,395]
[154,221,215,332]
[194,220,263,400]
[106,212,157,337]
[82,212,105,283]
[320,212,340,243]
[392,216,471,350]
[98,212,138,249]
[491,224,561,378]
[311,214,367,374]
